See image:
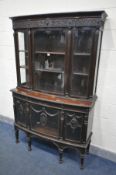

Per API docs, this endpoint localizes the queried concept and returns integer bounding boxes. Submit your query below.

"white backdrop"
[0,0,116,154]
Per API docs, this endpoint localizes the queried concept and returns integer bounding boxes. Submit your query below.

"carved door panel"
[64,111,84,143]
[14,99,30,128]
[30,103,60,138]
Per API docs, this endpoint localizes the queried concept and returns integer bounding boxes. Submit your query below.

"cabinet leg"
[86,141,91,155]
[80,149,85,169]
[59,148,63,164]
[14,126,19,143]
[27,133,32,151]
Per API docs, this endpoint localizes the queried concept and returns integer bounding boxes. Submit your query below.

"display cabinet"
[10,11,107,169]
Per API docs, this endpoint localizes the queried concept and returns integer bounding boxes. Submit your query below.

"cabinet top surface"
[10,11,107,21]
[11,88,97,108]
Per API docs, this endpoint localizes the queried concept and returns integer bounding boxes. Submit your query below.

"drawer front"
[64,111,84,143]
[30,103,60,138]
[14,98,30,128]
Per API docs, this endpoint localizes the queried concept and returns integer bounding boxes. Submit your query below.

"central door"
[32,29,67,95]
[30,103,60,138]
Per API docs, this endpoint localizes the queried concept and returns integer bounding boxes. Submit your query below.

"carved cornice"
[13,18,104,29]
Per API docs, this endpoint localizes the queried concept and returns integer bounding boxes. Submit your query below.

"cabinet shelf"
[35,68,64,74]
[35,51,65,55]
[73,72,89,76]
[74,52,91,56]
[32,127,58,138]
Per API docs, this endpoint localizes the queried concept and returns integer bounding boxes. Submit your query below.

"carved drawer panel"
[14,98,30,128]
[64,111,84,143]
[30,103,60,138]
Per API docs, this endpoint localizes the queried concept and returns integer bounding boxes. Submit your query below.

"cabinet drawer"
[64,111,84,143]
[30,103,60,138]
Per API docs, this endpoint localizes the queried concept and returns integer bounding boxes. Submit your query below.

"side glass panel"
[33,29,66,94]
[17,31,29,87]
[70,28,95,98]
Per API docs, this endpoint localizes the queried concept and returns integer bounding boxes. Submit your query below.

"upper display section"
[11,11,107,99]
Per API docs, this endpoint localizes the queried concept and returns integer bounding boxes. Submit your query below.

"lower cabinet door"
[14,98,29,128]
[30,103,60,138]
[64,111,84,143]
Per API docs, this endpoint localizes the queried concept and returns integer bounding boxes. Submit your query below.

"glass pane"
[34,72,64,94]
[73,55,90,74]
[74,28,94,53]
[18,32,28,51]
[34,53,64,71]
[19,52,26,66]
[71,75,88,97]
[64,112,83,142]
[31,105,59,137]
[34,53,64,94]
[34,30,65,52]
[20,68,26,83]
[20,68,29,86]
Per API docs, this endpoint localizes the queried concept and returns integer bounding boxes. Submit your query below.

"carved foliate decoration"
[31,105,59,117]
[40,112,47,127]
[24,102,30,116]
[13,18,104,29]
[31,105,59,128]
[18,103,24,115]
[65,113,82,133]
[70,117,79,130]
[16,100,30,116]
[16,100,23,115]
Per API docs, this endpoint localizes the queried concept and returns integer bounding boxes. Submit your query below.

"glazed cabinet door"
[70,27,96,98]
[32,29,67,95]
[64,111,84,143]
[14,30,30,88]
[30,103,60,138]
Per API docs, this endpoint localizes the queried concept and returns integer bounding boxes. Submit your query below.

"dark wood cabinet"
[10,11,107,169]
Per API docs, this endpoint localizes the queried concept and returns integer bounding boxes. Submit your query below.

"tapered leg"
[14,126,19,143]
[80,149,85,169]
[27,133,32,151]
[80,154,84,169]
[86,141,91,155]
[59,148,63,163]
